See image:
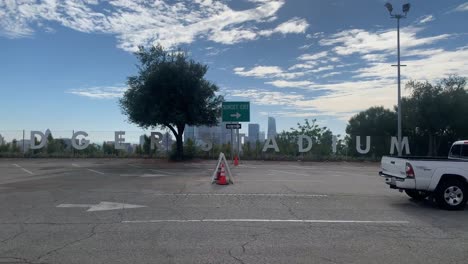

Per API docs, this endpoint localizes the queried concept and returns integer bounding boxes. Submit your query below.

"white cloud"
[298,51,328,61]
[271,17,309,34]
[453,2,468,12]
[418,15,434,24]
[67,86,128,99]
[260,17,309,36]
[355,46,468,81]
[266,80,315,88]
[0,0,307,51]
[288,63,316,70]
[233,65,307,79]
[321,72,341,78]
[234,66,283,78]
[320,27,451,56]
[229,89,304,106]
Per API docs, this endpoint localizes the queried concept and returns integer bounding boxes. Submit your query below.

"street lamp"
[385,2,410,156]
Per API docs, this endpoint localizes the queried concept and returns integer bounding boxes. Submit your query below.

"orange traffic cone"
[217,163,228,185]
[215,165,221,180]
[234,155,239,166]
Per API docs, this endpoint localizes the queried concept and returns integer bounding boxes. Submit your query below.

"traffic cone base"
[217,163,229,185]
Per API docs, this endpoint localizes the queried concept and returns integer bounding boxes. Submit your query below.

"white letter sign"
[30,131,47,149]
[356,136,370,154]
[114,131,126,150]
[390,137,410,155]
[298,135,312,153]
[262,137,280,152]
[72,131,90,150]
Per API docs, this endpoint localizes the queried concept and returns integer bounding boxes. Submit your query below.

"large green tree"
[120,45,224,160]
[346,106,397,157]
[403,76,468,155]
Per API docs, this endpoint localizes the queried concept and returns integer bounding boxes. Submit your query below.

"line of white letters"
[9,131,410,155]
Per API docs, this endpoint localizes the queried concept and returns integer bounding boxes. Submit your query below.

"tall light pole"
[385,2,410,156]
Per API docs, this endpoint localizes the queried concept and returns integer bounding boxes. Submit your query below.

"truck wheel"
[405,190,429,200]
[435,179,467,210]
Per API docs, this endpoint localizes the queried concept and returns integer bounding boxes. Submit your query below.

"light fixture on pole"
[385,2,410,156]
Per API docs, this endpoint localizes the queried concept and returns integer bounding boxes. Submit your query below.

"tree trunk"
[175,124,185,160]
[175,134,183,160]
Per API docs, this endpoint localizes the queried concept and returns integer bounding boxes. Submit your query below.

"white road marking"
[12,163,33,175]
[87,169,105,175]
[238,165,258,169]
[269,170,309,176]
[141,174,169,177]
[152,193,327,197]
[149,169,173,175]
[287,165,314,169]
[128,164,142,168]
[122,219,409,224]
[120,173,169,177]
[195,179,322,183]
[21,168,34,175]
[71,163,81,167]
[57,202,146,212]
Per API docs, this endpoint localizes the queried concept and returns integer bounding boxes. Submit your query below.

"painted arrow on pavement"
[230,112,241,119]
[57,202,146,212]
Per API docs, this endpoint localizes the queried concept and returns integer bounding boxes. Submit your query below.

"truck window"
[450,144,462,158]
[461,145,468,158]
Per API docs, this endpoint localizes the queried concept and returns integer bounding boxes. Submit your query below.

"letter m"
[390,137,410,155]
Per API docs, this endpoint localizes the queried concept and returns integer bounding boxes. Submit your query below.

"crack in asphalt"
[35,224,100,262]
[1,229,26,244]
[279,199,300,220]
[227,229,274,264]
[0,256,44,264]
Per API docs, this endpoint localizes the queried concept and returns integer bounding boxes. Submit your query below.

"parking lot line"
[150,169,174,175]
[87,169,105,175]
[21,168,34,175]
[122,219,409,224]
[269,169,309,176]
[71,163,81,167]
[152,193,327,197]
[128,164,142,168]
[238,164,258,169]
[12,163,34,175]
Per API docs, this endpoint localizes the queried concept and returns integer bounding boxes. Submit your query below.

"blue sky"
[1,0,467,140]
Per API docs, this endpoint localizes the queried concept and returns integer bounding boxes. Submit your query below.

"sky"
[1,0,467,141]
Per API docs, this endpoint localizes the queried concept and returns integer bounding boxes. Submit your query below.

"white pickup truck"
[379,140,468,210]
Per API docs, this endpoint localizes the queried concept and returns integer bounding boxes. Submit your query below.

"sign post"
[222,102,250,162]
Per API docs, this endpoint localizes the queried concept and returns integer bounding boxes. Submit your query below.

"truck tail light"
[406,162,415,178]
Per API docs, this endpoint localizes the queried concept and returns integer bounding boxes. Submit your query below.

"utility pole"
[385,2,410,156]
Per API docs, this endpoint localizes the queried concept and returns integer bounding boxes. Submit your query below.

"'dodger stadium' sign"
[13,131,411,155]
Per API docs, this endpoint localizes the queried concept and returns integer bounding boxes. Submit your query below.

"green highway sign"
[222,101,250,122]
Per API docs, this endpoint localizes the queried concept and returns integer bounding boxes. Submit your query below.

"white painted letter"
[332,135,337,154]
[30,131,47,149]
[262,137,280,152]
[200,141,213,151]
[72,131,90,150]
[114,131,126,150]
[356,136,371,154]
[150,132,163,150]
[298,135,312,153]
[390,137,410,155]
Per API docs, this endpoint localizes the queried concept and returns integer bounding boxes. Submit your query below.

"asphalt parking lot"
[0,159,467,264]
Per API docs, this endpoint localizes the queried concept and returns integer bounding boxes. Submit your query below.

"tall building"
[139,135,146,146]
[267,117,277,139]
[248,123,260,145]
[259,131,266,142]
[184,125,195,142]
